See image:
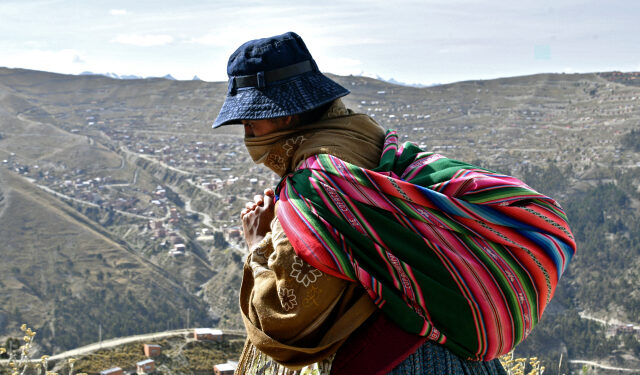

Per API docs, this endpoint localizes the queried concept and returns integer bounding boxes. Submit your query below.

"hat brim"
[212,72,349,128]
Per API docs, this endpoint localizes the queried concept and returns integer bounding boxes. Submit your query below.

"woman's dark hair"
[296,102,333,126]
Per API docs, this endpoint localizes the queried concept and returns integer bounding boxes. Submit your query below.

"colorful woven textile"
[275,130,576,361]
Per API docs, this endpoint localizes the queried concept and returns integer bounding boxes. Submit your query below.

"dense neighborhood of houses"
[3,73,639,264]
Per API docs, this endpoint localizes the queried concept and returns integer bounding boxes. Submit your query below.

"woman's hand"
[241,188,276,251]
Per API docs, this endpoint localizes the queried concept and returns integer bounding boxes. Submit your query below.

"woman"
[212,32,574,375]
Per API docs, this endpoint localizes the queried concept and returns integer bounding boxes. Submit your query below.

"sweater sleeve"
[239,215,377,367]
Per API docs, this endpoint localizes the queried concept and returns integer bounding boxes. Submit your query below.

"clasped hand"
[241,188,275,251]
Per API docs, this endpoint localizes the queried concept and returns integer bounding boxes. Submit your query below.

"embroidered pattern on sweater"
[302,285,321,307]
[278,287,298,311]
[266,154,287,174]
[290,255,323,287]
[283,135,307,156]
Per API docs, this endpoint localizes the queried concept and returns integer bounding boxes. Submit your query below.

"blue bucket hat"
[212,31,350,128]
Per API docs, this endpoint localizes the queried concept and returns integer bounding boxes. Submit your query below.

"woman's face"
[242,116,294,137]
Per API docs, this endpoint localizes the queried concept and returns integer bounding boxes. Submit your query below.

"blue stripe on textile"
[415,185,543,233]
[516,230,574,280]
[454,201,541,231]
[415,185,474,219]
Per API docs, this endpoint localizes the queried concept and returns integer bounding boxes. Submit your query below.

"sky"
[1,0,639,86]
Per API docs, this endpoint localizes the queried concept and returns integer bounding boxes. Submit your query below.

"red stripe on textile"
[455,216,556,309]
[277,186,353,281]
[494,204,575,246]
[417,217,513,358]
[469,236,533,340]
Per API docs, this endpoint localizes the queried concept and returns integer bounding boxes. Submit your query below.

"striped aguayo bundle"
[275,130,576,361]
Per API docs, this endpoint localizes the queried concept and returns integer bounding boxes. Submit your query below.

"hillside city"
[3,72,639,257]
[1,68,640,374]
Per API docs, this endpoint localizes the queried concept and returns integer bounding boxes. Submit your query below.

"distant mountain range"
[355,71,438,87]
[78,70,431,87]
[79,71,179,81]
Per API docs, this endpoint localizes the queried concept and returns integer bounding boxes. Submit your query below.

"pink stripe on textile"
[384,248,422,318]
[322,183,369,236]
[455,215,558,306]
[401,153,446,180]
[469,236,533,338]
[382,131,399,155]
[403,264,428,324]
[310,178,342,217]
[354,264,379,300]
[316,180,388,246]
[331,176,402,213]
[417,228,487,357]
[413,219,514,358]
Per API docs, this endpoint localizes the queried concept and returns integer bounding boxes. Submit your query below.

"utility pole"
[99,323,102,347]
[558,352,563,375]
[186,308,190,329]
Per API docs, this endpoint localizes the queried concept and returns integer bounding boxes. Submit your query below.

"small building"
[228,229,241,239]
[214,362,236,375]
[143,343,161,357]
[100,367,123,375]
[193,328,223,341]
[136,359,155,374]
[170,235,184,244]
[620,324,635,333]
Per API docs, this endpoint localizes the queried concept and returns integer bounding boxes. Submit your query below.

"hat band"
[232,60,313,89]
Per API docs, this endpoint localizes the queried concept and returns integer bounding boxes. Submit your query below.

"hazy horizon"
[1,0,639,86]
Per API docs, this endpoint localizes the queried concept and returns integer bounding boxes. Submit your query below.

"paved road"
[48,329,191,361]
[579,311,640,329]
[578,311,608,326]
